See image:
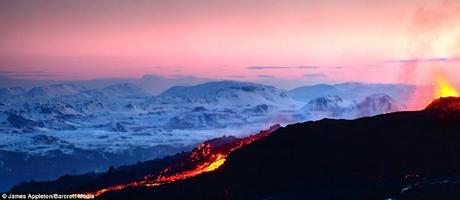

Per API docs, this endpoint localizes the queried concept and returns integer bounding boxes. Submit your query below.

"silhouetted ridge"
[425,97,460,111]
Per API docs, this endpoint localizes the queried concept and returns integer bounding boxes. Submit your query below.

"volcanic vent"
[425,97,460,111]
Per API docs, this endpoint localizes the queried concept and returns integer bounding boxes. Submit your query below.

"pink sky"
[1,0,459,85]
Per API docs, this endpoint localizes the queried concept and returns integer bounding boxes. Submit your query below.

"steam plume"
[401,0,460,84]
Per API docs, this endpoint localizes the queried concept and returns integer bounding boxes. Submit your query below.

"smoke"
[400,0,460,84]
[410,0,460,56]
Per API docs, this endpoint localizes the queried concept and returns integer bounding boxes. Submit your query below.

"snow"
[25,84,82,97]
[300,93,402,120]
[289,82,415,103]
[0,81,412,156]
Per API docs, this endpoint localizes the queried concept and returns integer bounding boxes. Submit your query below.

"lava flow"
[88,125,280,197]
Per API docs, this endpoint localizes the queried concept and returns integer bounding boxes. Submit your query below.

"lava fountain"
[425,73,460,111]
[434,74,459,98]
[406,72,459,110]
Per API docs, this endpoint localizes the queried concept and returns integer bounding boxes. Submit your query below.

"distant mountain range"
[288,82,414,102]
[0,74,212,95]
[0,80,413,191]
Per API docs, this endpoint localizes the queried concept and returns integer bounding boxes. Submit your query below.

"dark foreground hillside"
[100,97,460,200]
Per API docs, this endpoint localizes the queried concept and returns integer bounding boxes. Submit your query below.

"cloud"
[257,75,275,79]
[0,70,57,78]
[247,66,290,70]
[329,66,345,69]
[169,74,196,78]
[247,66,320,70]
[384,57,457,64]
[399,1,460,83]
[297,66,321,69]
[227,75,246,78]
[9,73,57,77]
[0,70,43,74]
[303,73,328,79]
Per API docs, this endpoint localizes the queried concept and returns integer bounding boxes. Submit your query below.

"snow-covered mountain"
[153,81,296,109]
[0,87,26,99]
[301,95,355,119]
[300,93,402,120]
[101,83,149,98]
[0,81,414,155]
[289,84,341,102]
[25,84,83,98]
[289,82,415,103]
[356,94,399,117]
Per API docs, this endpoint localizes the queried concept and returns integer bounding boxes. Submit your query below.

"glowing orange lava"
[435,75,459,98]
[87,125,279,197]
[88,153,228,197]
[154,153,226,184]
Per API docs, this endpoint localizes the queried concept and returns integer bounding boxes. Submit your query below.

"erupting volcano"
[426,74,460,111]
[435,75,459,99]
[426,97,460,111]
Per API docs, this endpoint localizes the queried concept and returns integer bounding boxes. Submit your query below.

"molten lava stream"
[89,154,227,197]
[87,126,277,197]
[154,153,226,184]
